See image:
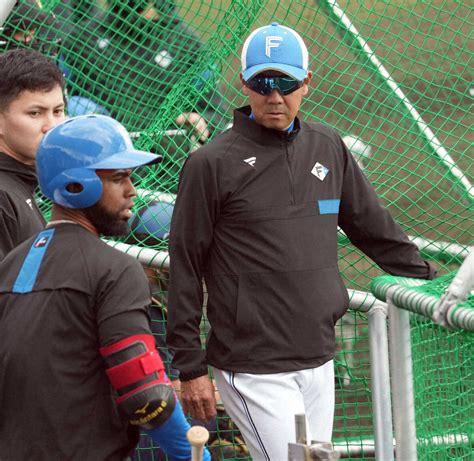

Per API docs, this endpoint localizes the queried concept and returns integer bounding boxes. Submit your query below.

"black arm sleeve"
[167,152,219,380]
[0,193,19,261]
[95,256,154,345]
[338,140,436,280]
[98,309,152,347]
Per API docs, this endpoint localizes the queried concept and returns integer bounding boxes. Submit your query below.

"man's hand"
[175,112,210,144]
[180,375,217,422]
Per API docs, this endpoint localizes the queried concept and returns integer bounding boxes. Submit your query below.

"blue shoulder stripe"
[13,228,55,294]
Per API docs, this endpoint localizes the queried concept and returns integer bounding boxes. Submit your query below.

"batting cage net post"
[372,257,474,461]
[5,0,471,459]
[387,292,418,461]
[367,302,394,461]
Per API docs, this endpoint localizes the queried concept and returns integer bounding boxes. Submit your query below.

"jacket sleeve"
[0,192,19,261]
[167,151,220,380]
[337,140,436,280]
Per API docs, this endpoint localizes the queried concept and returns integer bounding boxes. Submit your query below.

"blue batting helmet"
[129,200,174,245]
[37,115,162,209]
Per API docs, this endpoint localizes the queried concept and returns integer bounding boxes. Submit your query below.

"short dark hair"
[0,48,65,111]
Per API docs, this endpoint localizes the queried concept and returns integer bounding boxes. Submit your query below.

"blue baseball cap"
[241,22,309,81]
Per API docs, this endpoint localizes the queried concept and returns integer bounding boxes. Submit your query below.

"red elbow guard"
[100,334,175,429]
[100,334,167,389]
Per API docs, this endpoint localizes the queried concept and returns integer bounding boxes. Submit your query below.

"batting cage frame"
[2,1,472,460]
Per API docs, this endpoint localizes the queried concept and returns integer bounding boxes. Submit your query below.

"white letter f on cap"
[265,36,283,57]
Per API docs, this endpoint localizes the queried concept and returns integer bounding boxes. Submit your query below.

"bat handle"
[186,425,210,461]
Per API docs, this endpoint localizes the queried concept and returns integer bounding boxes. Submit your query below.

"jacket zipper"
[285,141,295,205]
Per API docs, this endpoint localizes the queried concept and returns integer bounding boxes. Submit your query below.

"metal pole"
[104,239,170,270]
[0,0,16,28]
[368,301,395,460]
[387,289,418,460]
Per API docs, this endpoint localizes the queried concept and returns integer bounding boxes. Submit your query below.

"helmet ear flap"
[46,168,103,209]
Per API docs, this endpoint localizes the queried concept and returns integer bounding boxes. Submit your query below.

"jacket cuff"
[179,368,209,382]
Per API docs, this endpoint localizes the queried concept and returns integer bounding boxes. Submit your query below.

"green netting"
[372,272,473,460]
[411,321,473,460]
[3,0,472,459]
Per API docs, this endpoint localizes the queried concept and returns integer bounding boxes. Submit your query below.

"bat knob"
[187,425,210,445]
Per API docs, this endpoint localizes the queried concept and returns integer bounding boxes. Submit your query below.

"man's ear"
[302,71,313,96]
[240,73,250,96]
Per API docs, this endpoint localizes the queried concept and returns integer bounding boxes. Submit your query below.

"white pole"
[0,0,16,28]
[324,0,473,202]
[387,289,418,460]
[368,302,395,460]
[103,239,170,269]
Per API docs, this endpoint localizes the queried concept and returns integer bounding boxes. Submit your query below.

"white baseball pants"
[213,360,335,461]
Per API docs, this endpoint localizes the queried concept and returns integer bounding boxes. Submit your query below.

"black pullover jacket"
[168,107,435,379]
[0,152,45,260]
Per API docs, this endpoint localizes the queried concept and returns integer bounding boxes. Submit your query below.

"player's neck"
[49,205,99,236]
[0,144,35,166]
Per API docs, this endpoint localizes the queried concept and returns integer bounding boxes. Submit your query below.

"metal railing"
[105,240,472,460]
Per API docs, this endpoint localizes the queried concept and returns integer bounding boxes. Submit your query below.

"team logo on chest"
[311,162,329,181]
[243,156,256,167]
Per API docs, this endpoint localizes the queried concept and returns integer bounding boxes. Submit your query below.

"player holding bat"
[167,23,435,460]
[0,115,210,461]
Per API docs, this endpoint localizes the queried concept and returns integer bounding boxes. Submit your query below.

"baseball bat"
[186,425,209,461]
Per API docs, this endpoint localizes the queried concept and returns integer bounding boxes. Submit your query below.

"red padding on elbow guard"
[100,334,166,390]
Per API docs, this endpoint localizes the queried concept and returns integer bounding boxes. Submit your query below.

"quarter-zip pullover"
[0,152,45,260]
[167,106,435,380]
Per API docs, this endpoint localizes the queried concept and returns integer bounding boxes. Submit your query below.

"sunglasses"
[245,76,304,96]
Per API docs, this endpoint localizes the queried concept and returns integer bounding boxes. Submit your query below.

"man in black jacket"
[0,48,66,260]
[167,23,436,460]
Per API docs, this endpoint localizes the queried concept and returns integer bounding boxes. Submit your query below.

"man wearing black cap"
[167,23,435,460]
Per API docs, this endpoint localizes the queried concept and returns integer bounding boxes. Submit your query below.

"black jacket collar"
[0,152,39,193]
[233,106,301,146]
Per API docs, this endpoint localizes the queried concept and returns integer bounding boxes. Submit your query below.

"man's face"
[0,85,65,165]
[241,71,312,131]
[84,169,137,237]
